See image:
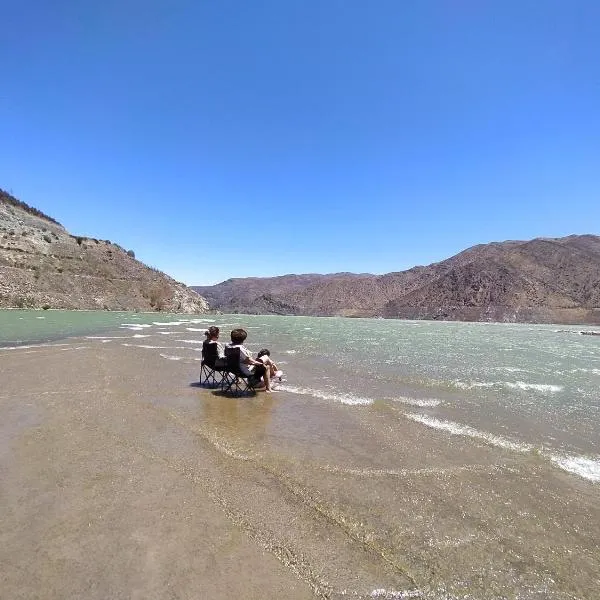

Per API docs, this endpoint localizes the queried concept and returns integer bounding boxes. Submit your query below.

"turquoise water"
[1,310,599,483]
[0,309,185,346]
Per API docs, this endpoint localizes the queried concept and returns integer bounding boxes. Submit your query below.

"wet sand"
[1,340,599,599]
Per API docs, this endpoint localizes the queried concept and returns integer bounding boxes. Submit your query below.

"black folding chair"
[200,340,225,388]
[220,346,260,396]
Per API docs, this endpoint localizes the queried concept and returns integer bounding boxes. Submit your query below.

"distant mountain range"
[0,189,209,313]
[193,235,600,324]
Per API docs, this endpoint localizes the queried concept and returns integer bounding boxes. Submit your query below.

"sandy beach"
[1,338,599,599]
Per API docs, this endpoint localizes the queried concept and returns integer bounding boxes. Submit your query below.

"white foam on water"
[177,339,203,344]
[186,327,206,331]
[285,350,297,354]
[570,368,600,375]
[101,340,111,343]
[549,454,600,483]
[153,320,187,326]
[157,331,178,335]
[278,384,373,406]
[453,380,563,393]
[159,354,184,361]
[121,343,186,350]
[121,323,152,328]
[406,414,533,453]
[0,342,70,351]
[132,334,150,338]
[506,382,563,393]
[189,318,215,323]
[370,590,422,599]
[36,316,45,319]
[86,336,129,340]
[393,396,442,408]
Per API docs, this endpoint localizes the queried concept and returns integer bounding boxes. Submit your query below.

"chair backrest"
[224,346,245,377]
[202,340,219,368]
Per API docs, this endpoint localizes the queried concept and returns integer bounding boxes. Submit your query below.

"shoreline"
[1,336,599,598]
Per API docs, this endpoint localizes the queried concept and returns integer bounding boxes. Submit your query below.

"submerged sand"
[1,340,599,599]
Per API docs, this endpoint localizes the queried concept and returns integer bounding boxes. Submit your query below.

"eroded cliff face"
[0,191,209,313]
[193,235,600,324]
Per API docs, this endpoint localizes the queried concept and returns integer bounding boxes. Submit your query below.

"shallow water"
[2,310,599,598]
[1,310,599,483]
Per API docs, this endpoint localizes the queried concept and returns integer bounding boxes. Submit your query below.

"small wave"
[405,414,532,453]
[284,349,297,354]
[506,382,563,393]
[186,327,206,332]
[393,396,441,408]
[370,590,422,599]
[453,380,563,393]
[549,454,600,483]
[279,384,372,405]
[122,343,186,350]
[156,331,178,335]
[153,320,188,326]
[121,323,152,328]
[159,354,184,361]
[177,339,203,344]
[0,342,70,351]
[132,334,150,338]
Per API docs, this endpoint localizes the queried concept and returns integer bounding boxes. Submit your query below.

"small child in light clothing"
[256,349,283,381]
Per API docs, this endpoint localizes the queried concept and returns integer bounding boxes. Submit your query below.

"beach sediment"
[1,339,599,599]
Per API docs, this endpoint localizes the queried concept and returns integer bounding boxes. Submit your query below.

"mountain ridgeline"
[193,235,600,324]
[0,189,209,313]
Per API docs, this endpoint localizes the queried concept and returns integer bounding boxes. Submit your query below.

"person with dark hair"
[256,349,283,382]
[227,328,274,392]
[202,326,224,367]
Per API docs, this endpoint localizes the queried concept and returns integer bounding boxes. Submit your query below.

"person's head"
[230,328,248,344]
[257,349,270,358]
[206,326,220,339]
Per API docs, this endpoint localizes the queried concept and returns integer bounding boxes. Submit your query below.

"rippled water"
[2,310,599,482]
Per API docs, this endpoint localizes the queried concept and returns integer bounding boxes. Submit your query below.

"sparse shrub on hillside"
[76,236,83,245]
[42,304,51,310]
[127,249,135,258]
[148,284,171,311]
[43,234,52,243]
[0,188,61,225]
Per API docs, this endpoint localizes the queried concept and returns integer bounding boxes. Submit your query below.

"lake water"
[1,309,599,484]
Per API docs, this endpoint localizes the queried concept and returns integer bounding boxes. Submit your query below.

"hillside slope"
[193,235,600,324]
[0,189,209,313]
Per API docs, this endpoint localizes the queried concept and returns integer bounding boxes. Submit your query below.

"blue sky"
[1,1,599,285]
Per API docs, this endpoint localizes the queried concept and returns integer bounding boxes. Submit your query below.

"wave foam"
[159,354,184,361]
[370,590,422,599]
[406,414,532,453]
[279,384,372,405]
[506,381,563,392]
[453,380,563,393]
[393,396,441,408]
[549,454,600,483]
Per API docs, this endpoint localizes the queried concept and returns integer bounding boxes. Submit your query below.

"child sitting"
[256,349,284,382]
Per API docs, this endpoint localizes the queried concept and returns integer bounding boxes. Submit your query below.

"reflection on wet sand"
[201,394,275,443]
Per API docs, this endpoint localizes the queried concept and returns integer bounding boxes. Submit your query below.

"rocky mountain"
[193,235,600,324]
[0,189,209,313]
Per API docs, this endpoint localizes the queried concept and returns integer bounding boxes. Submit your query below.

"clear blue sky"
[1,1,598,285]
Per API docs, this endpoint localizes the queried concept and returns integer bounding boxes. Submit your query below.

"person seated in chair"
[202,326,225,368]
[226,328,273,392]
